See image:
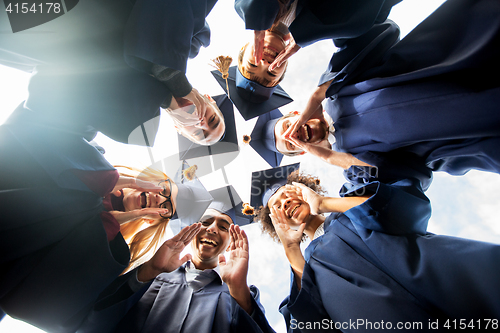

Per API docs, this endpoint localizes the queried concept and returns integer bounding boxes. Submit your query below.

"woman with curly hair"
[252,164,500,331]
[256,169,325,244]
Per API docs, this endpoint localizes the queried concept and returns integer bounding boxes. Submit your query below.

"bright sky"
[2,0,500,332]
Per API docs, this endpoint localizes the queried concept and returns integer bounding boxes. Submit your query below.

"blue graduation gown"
[112,265,276,333]
[234,0,401,47]
[24,66,169,146]
[279,167,500,332]
[0,106,147,332]
[0,0,133,72]
[124,0,217,74]
[324,0,500,176]
[0,0,172,146]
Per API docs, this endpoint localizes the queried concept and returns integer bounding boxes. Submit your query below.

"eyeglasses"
[158,179,174,218]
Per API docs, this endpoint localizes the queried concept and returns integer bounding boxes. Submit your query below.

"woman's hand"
[112,176,162,196]
[269,205,306,289]
[289,183,324,215]
[137,223,202,282]
[269,34,300,71]
[109,208,169,226]
[270,206,305,249]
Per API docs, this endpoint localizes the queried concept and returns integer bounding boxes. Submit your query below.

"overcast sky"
[2,0,500,332]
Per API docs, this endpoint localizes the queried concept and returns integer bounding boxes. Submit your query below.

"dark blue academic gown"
[0,0,134,72]
[323,0,500,176]
[111,265,275,333]
[0,106,150,332]
[0,0,172,146]
[234,0,401,47]
[279,166,500,333]
[124,0,217,74]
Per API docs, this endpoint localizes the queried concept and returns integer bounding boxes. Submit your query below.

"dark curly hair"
[255,170,326,243]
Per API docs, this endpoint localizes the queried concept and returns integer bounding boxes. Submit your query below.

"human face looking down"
[239,30,289,87]
[191,208,233,268]
[173,95,226,145]
[267,185,311,229]
[275,114,329,154]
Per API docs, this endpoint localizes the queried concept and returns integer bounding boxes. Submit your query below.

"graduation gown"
[123,0,217,74]
[234,0,401,47]
[323,0,500,176]
[0,0,133,72]
[279,167,500,333]
[113,265,275,333]
[0,0,175,146]
[0,106,148,332]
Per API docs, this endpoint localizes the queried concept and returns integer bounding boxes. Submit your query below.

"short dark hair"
[255,170,326,243]
[238,44,287,87]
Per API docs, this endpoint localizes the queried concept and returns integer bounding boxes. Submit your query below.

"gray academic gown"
[114,265,275,333]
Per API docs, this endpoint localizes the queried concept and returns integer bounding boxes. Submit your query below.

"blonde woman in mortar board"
[0,103,213,333]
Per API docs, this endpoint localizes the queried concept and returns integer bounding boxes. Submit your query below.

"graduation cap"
[168,161,213,233]
[248,109,284,167]
[177,94,239,160]
[250,163,300,209]
[212,66,293,120]
[206,185,253,226]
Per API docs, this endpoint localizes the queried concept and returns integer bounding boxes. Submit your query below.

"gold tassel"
[242,203,255,216]
[211,56,232,99]
[183,165,198,181]
[242,134,251,144]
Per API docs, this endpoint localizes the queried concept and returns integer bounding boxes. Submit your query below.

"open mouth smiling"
[287,203,302,218]
[200,238,218,247]
[263,47,278,61]
[299,124,312,142]
[140,192,147,208]
[140,192,158,209]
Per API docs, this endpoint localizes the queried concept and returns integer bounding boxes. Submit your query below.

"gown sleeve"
[279,265,337,333]
[234,0,280,31]
[230,285,276,333]
[340,162,431,235]
[318,20,400,97]
[124,0,216,74]
[75,268,153,333]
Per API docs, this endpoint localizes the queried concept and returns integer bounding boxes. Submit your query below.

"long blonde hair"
[115,166,172,273]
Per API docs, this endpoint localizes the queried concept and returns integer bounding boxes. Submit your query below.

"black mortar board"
[168,160,213,233]
[249,109,284,167]
[177,94,239,160]
[205,185,253,226]
[212,66,293,120]
[250,163,300,209]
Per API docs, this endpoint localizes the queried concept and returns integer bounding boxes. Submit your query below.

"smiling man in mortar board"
[104,185,275,333]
